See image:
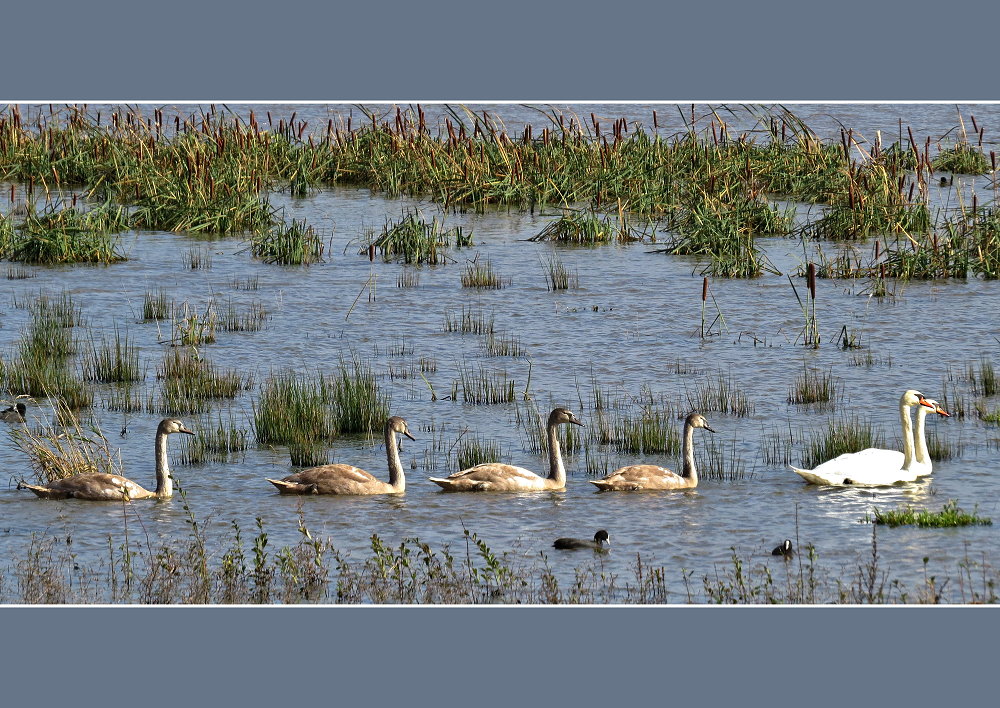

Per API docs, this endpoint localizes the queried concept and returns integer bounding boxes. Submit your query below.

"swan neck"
[899,400,915,469]
[682,420,698,481]
[385,427,404,491]
[914,406,929,464]
[547,421,566,485]
[154,430,172,498]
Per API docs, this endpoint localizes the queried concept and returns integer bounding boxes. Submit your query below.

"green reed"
[396,269,420,288]
[482,330,525,357]
[685,372,755,416]
[254,370,336,446]
[461,257,510,289]
[179,413,251,464]
[249,219,325,265]
[80,327,144,383]
[966,356,998,397]
[218,300,269,332]
[142,288,172,321]
[182,246,213,269]
[529,211,647,244]
[801,414,884,469]
[363,210,472,264]
[0,201,129,264]
[327,356,391,436]
[541,253,579,290]
[932,143,990,174]
[443,305,495,335]
[452,363,517,405]
[864,500,991,528]
[171,301,217,346]
[150,348,247,414]
[453,434,507,472]
[788,367,838,405]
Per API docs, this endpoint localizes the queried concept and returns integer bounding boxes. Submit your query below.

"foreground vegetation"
[6,518,996,604]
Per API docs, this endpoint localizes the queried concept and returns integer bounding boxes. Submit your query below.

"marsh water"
[1,103,998,602]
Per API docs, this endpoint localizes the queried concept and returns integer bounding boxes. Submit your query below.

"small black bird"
[772,539,794,558]
[554,529,610,551]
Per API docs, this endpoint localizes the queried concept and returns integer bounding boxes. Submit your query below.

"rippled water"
[1,103,998,602]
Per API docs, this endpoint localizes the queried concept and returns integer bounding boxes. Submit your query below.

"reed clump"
[0,201,129,264]
[932,143,990,174]
[9,402,123,483]
[142,289,172,321]
[80,327,144,383]
[529,211,647,244]
[327,356,391,436]
[863,500,991,528]
[542,253,579,290]
[452,363,517,405]
[801,415,883,469]
[482,331,525,357]
[461,257,510,289]
[218,300,269,332]
[453,434,507,472]
[685,372,755,416]
[249,219,325,265]
[788,367,838,405]
[151,348,248,414]
[179,413,251,464]
[362,210,472,264]
[443,305,494,335]
[253,371,336,447]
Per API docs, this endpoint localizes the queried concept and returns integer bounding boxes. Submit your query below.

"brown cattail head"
[807,263,816,300]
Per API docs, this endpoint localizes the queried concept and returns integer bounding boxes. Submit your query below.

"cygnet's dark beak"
[704,424,717,433]
[403,429,416,441]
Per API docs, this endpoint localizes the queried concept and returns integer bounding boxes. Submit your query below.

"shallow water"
[1,103,998,602]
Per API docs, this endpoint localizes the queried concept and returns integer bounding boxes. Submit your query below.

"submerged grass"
[461,256,510,289]
[788,367,837,405]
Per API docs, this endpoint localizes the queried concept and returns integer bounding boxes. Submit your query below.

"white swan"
[589,412,715,491]
[789,390,936,486]
[428,407,583,491]
[267,416,414,495]
[17,418,194,500]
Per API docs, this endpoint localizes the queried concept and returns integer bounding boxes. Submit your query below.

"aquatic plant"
[362,210,471,264]
[461,256,510,289]
[248,219,325,265]
[800,414,884,470]
[443,305,494,335]
[253,370,336,447]
[863,500,991,528]
[0,201,129,264]
[81,327,144,383]
[788,367,837,405]
[541,253,579,290]
[179,413,251,464]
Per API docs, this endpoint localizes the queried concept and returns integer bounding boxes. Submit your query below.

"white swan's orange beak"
[917,397,936,409]
[934,405,951,418]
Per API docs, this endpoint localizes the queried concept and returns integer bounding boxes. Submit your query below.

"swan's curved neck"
[385,427,404,491]
[913,406,930,464]
[547,422,566,485]
[154,430,172,498]
[899,400,916,470]
[681,420,698,481]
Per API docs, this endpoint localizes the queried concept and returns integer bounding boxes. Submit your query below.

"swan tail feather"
[267,478,318,494]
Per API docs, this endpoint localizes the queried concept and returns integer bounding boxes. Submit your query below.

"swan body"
[428,408,582,492]
[0,402,26,423]
[589,412,715,491]
[554,530,610,550]
[790,390,936,487]
[267,416,414,495]
[17,418,194,501]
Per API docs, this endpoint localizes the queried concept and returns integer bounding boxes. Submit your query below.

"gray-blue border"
[2,0,997,704]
